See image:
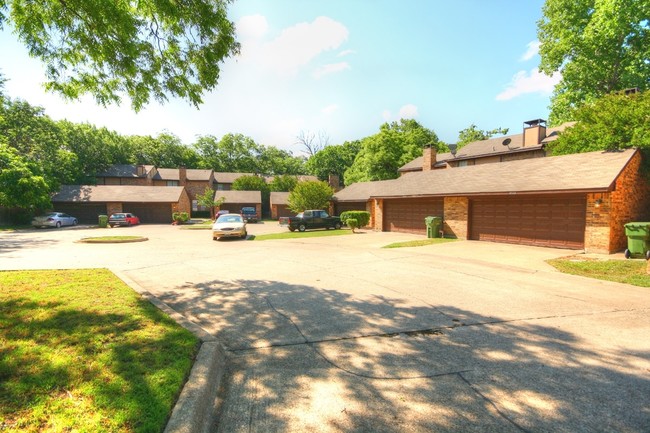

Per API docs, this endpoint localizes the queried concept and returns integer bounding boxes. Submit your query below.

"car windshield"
[111,214,126,219]
[217,215,243,223]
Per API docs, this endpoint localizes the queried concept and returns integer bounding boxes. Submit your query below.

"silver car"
[212,213,247,240]
[31,212,78,228]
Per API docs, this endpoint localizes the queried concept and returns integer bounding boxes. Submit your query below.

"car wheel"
[289,227,295,232]
[73,219,78,226]
[127,221,131,226]
[645,250,650,261]
[624,249,631,259]
[334,222,342,230]
[241,232,247,239]
[56,221,61,228]
[298,224,306,232]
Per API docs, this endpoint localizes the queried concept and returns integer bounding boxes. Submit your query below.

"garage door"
[383,198,444,235]
[53,203,107,224]
[123,203,173,224]
[470,195,586,249]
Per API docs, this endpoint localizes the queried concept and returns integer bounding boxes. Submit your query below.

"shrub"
[347,218,359,233]
[172,212,190,224]
[340,211,370,228]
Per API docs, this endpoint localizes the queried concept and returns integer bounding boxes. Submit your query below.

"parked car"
[212,213,247,240]
[280,210,342,232]
[31,212,78,228]
[108,213,140,227]
[240,206,258,223]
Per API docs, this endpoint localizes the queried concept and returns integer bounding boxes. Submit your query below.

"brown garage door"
[383,198,444,235]
[470,195,586,249]
[123,203,173,224]
[53,203,107,224]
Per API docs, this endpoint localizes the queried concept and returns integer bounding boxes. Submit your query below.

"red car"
[108,212,140,227]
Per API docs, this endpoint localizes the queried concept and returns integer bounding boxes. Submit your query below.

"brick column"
[443,197,468,239]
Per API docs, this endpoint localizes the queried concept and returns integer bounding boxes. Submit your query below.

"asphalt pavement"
[1,223,649,432]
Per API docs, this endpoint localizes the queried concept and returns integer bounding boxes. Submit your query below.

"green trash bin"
[425,216,442,238]
[98,214,109,228]
[624,222,650,260]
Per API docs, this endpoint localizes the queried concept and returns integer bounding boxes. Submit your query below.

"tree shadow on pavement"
[156,278,650,433]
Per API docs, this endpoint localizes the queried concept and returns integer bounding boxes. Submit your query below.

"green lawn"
[0,269,199,433]
[253,228,354,240]
[547,258,650,287]
[382,238,458,248]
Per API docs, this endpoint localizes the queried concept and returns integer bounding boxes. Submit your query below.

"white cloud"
[321,104,339,115]
[240,16,349,76]
[398,104,418,119]
[337,49,356,57]
[496,68,561,101]
[520,40,541,61]
[313,62,350,79]
[236,15,269,40]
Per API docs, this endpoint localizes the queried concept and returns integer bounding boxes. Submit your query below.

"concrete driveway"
[1,223,649,432]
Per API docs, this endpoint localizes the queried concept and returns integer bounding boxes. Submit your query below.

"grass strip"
[547,258,650,287]
[382,238,458,248]
[0,269,199,432]
[254,229,353,240]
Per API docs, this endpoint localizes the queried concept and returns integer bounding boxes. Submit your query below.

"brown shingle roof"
[213,172,255,184]
[398,122,576,172]
[332,178,401,202]
[270,191,290,205]
[52,185,186,203]
[97,164,156,178]
[153,168,213,181]
[214,190,262,204]
[374,149,635,198]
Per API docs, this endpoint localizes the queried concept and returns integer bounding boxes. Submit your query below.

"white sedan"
[212,214,247,240]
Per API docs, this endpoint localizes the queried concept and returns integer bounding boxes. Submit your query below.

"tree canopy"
[0,0,239,111]
[344,119,441,184]
[306,140,361,187]
[538,0,650,124]
[287,181,334,213]
[548,91,650,155]
[457,124,509,148]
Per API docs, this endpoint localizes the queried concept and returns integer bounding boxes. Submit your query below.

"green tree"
[194,133,262,173]
[548,91,650,155]
[196,187,225,219]
[269,174,298,192]
[0,143,50,210]
[457,124,509,148]
[538,0,650,124]
[1,0,239,111]
[128,133,200,168]
[258,146,306,175]
[287,181,334,213]
[306,140,361,186]
[345,119,441,184]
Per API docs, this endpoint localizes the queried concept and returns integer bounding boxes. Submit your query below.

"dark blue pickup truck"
[240,207,258,223]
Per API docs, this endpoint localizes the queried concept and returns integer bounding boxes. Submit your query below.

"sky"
[0,0,560,155]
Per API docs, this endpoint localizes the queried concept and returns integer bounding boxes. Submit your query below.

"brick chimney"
[328,174,341,191]
[179,166,187,186]
[422,144,437,171]
[523,119,547,147]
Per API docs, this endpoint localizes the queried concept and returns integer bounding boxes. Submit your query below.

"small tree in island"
[196,187,225,220]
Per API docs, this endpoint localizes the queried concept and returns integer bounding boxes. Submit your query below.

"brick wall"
[174,189,192,215]
[584,193,611,254]
[185,181,212,202]
[106,202,122,215]
[608,151,650,252]
[583,151,650,254]
[372,199,383,231]
[443,197,468,239]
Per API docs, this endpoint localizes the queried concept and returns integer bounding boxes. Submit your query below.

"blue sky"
[0,0,560,154]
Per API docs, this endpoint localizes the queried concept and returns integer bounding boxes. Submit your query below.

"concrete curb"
[112,270,226,433]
